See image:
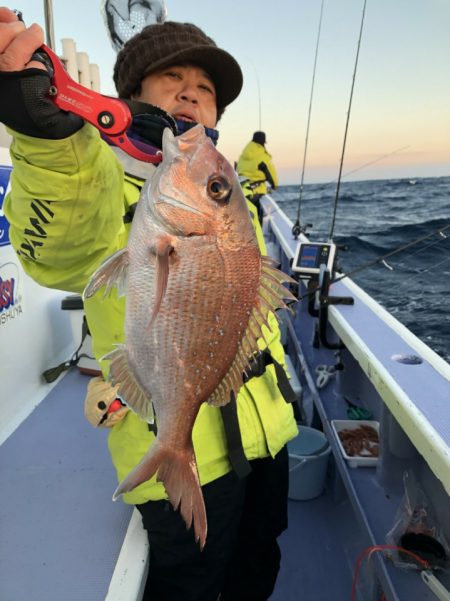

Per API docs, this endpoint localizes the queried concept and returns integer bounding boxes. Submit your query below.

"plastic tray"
[331,420,380,468]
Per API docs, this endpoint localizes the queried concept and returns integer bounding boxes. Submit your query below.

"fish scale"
[83,124,295,547]
[148,244,230,400]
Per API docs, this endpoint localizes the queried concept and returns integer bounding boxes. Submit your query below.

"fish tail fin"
[113,441,207,549]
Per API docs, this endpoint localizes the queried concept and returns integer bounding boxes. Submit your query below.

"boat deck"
[1,365,357,601]
[1,332,448,600]
[0,369,133,601]
[274,495,356,601]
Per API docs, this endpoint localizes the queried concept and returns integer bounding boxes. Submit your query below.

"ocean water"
[272,176,450,363]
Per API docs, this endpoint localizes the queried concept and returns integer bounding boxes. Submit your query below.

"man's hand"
[0,7,45,71]
[0,7,83,139]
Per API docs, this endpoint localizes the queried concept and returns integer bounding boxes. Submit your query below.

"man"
[0,8,297,600]
[237,131,279,223]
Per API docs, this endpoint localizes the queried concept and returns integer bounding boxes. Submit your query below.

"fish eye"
[207,175,232,204]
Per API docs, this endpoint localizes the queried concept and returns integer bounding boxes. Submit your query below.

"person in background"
[0,7,297,601]
[236,131,279,223]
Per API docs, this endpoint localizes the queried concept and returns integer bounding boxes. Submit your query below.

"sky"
[7,0,450,184]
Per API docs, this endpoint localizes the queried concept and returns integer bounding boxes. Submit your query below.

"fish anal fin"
[103,345,154,423]
[208,381,228,408]
[113,440,207,549]
[83,248,129,300]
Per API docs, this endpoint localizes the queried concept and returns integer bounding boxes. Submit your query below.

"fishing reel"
[292,220,313,239]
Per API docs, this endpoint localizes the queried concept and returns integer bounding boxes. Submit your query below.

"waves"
[274,176,450,362]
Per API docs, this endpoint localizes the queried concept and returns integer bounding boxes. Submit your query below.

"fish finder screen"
[292,242,336,277]
[299,245,319,268]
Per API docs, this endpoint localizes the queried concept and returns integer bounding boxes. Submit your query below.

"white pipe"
[89,63,101,92]
[76,52,91,88]
[61,38,78,82]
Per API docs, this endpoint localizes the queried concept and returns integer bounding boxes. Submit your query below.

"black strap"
[220,392,252,479]
[244,350,298,405]
[123,202,137,223]
[147,421,158,435]
[42,316,91,383]
[270,358,298,404]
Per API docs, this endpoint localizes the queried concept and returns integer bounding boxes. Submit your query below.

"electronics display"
[292,242,336,277]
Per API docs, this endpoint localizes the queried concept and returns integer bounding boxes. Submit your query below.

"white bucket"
[287,426,331,500]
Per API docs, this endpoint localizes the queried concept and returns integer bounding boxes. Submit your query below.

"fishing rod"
[43,0,55,50]
[296,222,450,301]
[328,0,367,241]
[247,60,263,130]
[332,222,450,285]
[336,145,410,182]
[291,144,411,198]
[254,64,262,131]
[395,228,450,267]
[393,249,450,296]
[292,0,325,240]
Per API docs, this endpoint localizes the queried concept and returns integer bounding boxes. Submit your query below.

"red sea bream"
[83,124,295,547]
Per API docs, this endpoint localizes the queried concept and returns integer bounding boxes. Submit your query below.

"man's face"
[134,64,218,129]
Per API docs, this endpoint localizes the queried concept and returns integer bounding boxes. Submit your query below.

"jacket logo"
[18,199,55,261]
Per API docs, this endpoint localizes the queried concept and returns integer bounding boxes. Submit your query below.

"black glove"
[0,68,83,139]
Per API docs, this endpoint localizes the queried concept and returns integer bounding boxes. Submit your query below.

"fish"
[83,124,295,548]
[102,0,168,51]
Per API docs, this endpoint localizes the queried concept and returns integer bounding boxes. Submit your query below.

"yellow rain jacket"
[4,124,297,504]
[236,140,278,196]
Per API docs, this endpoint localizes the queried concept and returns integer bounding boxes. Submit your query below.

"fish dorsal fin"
[103,345,155,423]
[208,256,296,407]
[162,127,178,162]
[83,248,129,300]
[162,124,205,161]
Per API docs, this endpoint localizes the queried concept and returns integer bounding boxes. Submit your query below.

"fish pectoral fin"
[103,345,154,423]
[83,248,129,300]
[148,235,174,327]
[113,440,207,549]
